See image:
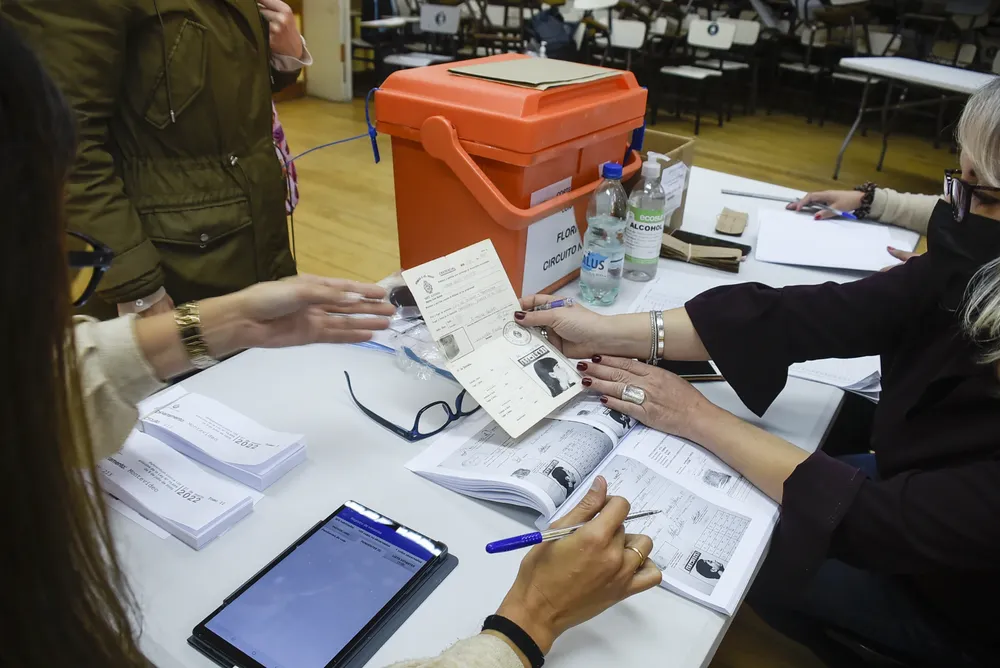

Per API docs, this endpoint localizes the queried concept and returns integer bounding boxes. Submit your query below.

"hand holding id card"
[402,240,581,438]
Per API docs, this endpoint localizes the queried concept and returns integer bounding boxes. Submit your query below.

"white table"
[116,167,858,668]
[833,56,998,180]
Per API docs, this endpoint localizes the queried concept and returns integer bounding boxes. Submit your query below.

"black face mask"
[927,199,1000,267]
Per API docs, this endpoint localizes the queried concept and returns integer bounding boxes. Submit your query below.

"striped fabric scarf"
[272,102,299,214]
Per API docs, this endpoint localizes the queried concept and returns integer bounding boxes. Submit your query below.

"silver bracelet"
[655,311,666,360]
[647,311,659,365]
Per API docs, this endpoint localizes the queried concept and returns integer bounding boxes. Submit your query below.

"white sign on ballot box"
[522,176,584,296]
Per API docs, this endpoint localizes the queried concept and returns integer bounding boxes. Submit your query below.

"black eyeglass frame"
[68,230,114,307]
[944,169,1000,223]
[343,370,480,442]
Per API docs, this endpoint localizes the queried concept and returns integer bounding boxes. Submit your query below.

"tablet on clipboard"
[189,501,457,668]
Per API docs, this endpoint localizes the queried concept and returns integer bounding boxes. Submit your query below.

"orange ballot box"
[376,54,647,296]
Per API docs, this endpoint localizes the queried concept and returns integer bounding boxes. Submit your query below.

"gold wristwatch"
[174,302,218,369]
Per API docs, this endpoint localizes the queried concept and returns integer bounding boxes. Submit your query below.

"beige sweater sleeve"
[73,315,166,460]
[869,188,941,235]
[387,635,524,668]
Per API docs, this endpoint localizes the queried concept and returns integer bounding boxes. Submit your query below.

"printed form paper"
[142,393,303,466]
[402,240,582,438]
[98,431,252,530]
[789,356,880,390]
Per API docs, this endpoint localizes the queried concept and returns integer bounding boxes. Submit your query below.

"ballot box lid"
[375,54,647,159]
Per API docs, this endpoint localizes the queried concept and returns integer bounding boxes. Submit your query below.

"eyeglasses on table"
[344,348,480,442]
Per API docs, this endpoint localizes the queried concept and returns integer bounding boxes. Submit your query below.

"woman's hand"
[258,0,304,59]
[136,275,394,382]
[516,295,650,360]
[577,356,713,439]
[493,476,661,655]
[201,274,394,355]
[787,190,865,219]
[886,246,919,264]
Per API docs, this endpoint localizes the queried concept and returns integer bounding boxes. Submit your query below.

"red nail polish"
[582,377,592,387]
[592,355,602,363]
[577,362,588,371]
[514,311,526,320]
[599,396,608,404]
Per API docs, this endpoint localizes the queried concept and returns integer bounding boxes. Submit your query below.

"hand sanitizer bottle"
[624,152,671,282]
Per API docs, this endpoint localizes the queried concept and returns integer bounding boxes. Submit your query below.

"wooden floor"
[276,96,947,668]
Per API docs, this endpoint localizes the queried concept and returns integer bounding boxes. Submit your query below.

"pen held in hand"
[485,509,662,554]
[531,298,575,312]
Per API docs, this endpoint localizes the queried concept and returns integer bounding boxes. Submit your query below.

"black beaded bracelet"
[483,615,545,668]
[853,181,877,219]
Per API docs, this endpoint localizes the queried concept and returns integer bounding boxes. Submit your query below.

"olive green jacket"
[2,0,298,305]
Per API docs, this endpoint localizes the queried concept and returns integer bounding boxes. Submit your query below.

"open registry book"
[407,395,777,615]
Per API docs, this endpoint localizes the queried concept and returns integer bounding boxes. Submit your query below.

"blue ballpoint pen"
[485,509,662,554]
[720,190,858,219]
[530,298,575,312]
[818,205,858,220]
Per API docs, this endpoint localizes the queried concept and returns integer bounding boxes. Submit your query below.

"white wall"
[304,0,352,101]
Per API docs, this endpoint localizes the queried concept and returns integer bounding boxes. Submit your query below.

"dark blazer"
[685,208,1000,655]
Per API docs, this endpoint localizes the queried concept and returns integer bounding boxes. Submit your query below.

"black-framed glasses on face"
[944,169,1000,223]
[67,231,113,307]
[344,368,480,442]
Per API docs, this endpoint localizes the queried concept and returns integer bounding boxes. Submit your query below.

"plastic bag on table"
[373,273,457,383]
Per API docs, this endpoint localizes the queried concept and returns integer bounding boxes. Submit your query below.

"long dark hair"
[0,18,147,665]
[534,357,565,397]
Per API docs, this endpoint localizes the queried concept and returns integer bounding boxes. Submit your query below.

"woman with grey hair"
[519,78,1000,667]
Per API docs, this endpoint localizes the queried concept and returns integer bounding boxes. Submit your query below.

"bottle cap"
[602,162,623,179]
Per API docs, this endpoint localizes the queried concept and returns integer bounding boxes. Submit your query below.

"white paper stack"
[755,210,919,272]
[98,431,255,549]
[140,392,306,491]
[789,356,881,402]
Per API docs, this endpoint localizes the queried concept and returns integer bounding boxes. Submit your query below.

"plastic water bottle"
[625,152,670,282]
[580,162,628,306]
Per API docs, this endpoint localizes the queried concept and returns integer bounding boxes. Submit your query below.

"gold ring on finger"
[625,545,646,571]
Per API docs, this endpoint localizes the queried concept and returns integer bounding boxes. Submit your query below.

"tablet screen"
[204,503,441,667]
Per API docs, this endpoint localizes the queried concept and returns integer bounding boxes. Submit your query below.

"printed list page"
[403,240,581,438]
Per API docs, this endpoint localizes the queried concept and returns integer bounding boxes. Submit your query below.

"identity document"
[402,240,582,438]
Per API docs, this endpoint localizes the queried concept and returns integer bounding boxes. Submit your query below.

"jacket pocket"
[140,196,259,299]
[127,18,208,130]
